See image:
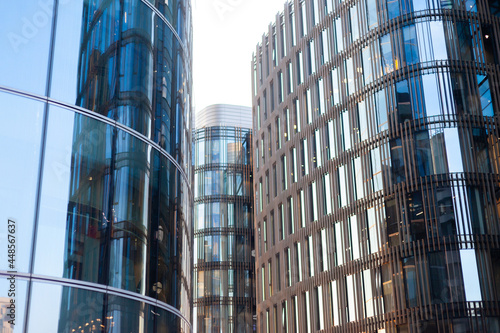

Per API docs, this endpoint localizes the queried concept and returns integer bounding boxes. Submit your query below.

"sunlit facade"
[193,105,255,332]
[0,0,192,331]
[252,0,500,332]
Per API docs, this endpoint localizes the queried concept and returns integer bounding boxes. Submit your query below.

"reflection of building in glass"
[0,0,192,331]
[252,0,500,332]
[193,105,255,332]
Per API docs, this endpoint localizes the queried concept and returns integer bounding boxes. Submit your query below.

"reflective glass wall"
[193,124,255,332]
[0,0,192,331]
[252,0,500,332]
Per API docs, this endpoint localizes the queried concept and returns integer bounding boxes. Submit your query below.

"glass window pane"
[306,89,313,124]
[396,80,412,122]
[318,78,325,115]
[363,270,374,317]
[403,25,419,65]
[478,75,494,117]
[342,110,351,151]
[50,0,85,103]
[290,8,296,47]
[366,0,378,29]
[323,173,332,215]
[387,0,400,19]
[298,51,304,86]
[311,182,318,222]
[321,229,329,271]
[403,256,418,307]
[27,283,105,333]
[301,138,309,176]
[331,280,339,325]
[0,93,44,273]
[354,157,364,200]
[362,46,373,86]
[350,5,359,41]
[422,74,441,117]
[335,222,343,265]
[301,1,307,36]
[375,89,388,132]
[380,34,394,74]
[444,128,464,173]
[350,215,360,260]
[335,17,343,53]
[0,0,54,94]
[371,147,383,192]
[339,165,348,208]
[345,58,355,96]
[331,68,340,106]
[346,275,356,322]
[304,291,311,332]
[296,242,302,282]
[308,235,314,276]
[428,251,449,303]
[460,250,482,301]
[328,119,336,159]
[288,196,294,234]
[367,206,379,254]
[309,39,316,75]
[292,148,297,183]
[300,190,306,228]
[430,21,447,60]
[321,29,329,65]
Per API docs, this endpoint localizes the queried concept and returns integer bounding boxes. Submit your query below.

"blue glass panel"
[414,131,433,177]
[380,34,394,74]
[0,0,54,94]
[366,0,378,29]
[396,80,411,122]
[375,89,388,132]
[403,25,419,65]
[0,92,44,273]
[477,75,494,116]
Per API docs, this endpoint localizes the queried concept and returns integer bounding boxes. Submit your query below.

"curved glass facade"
[193,125,255,332]
[252,0,500,332]
[0,0,192,331]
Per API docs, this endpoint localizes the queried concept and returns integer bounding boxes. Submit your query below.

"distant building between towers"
[193,104,256,332]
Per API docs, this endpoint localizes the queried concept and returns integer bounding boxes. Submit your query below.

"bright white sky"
[192,0,287,114]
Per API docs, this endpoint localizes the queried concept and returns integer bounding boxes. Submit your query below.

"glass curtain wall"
[0,0,193,331]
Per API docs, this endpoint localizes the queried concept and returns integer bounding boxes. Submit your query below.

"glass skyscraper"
[193,104,255,332]
[252,0,500,332]
[0,0,192,331]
